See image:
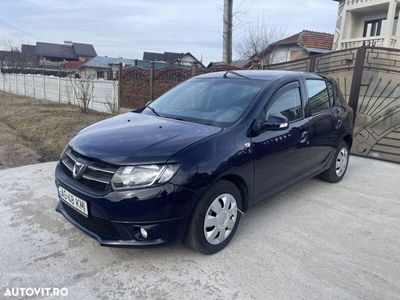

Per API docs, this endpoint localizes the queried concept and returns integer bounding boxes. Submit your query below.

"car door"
[304,78,340,173]
[251,81,310,204]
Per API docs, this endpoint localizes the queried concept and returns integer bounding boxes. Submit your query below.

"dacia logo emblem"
[72,161,85,180]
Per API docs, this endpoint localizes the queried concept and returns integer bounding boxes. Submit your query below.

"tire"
[320,141,350,183]
[184,180,242,255]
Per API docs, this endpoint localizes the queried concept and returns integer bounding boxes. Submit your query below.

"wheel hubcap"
[335,147,348,177]
[203,193,238,245]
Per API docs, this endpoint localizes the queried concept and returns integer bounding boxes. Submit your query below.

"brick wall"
[120,66,151,108]
[120,64,240,109]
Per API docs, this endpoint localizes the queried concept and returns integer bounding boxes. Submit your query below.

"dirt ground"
[0,91,110,169]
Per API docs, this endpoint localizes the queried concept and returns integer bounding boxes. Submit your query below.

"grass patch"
[0,91,110,165]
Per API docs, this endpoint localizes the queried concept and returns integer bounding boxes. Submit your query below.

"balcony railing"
[345,0,374,7]
[341,37,397,49]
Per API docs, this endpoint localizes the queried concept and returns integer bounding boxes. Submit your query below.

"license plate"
[58,186,88,217]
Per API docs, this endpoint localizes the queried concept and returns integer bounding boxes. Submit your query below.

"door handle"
[336,119,343,129]
[299,131,309,144]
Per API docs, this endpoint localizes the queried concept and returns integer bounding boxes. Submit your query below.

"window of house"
[363,19,386,37]
[97,71,104,78]
[363,17,399,37]
[393,17,398,35]
[265,87,303,122]
[306,80,331,115]
[46,57,63,62]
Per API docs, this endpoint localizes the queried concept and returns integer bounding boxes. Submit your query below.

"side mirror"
[255,114,289,133]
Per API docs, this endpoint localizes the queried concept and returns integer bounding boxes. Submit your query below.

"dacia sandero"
[55,70,353,254]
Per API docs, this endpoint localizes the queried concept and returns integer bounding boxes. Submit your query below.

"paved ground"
[0,157,399,300]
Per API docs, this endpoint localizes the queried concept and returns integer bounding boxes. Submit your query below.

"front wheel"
[320,141,350,183]
[184,180,242,255]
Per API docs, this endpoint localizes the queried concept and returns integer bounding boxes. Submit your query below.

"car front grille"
[60,147,118,195]
[61,202,121,240]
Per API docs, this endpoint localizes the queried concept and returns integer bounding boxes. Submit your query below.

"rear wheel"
[320,141,349,183]
[184,180,242,254]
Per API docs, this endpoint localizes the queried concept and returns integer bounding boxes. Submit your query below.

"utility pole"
[223,0,233,64]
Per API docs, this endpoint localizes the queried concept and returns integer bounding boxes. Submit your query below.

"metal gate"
[262,46,400,163]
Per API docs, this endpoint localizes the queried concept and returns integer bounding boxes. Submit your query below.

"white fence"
[0,73,119,113]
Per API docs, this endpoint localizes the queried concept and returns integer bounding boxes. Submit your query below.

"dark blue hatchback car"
[55,70,353,254]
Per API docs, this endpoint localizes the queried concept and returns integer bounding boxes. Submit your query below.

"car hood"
[69,112,221,165]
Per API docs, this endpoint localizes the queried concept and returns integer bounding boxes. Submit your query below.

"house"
[333,0,400,50]
[20,44,37,66]
[255,30,334,66]
[80,56,169,79]
[142,51,204,68]
[0,50,23,69]
[20,41,97,67]
[0,45,36,69]
[60,60,87,77]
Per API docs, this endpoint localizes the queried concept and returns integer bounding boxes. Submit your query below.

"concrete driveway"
[0,156,399,299]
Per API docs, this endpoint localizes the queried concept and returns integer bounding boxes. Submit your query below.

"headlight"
[111,164,180,190]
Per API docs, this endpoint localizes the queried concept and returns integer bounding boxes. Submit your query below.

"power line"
[0,19,38,39]
[0,19,39,46]
[0,23,25,43]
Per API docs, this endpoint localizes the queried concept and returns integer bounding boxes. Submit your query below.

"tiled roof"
[82,56,132,68]
[143,51,196,63]
[164,51,184,62]
[36,42,77,59]
[143,52,165,61]
[82,56,169,69]
[72,43,97,57]
[35,42,96,59]
[274,30,334,51]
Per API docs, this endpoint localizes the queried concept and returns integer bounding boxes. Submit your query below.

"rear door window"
[306,80,331,115]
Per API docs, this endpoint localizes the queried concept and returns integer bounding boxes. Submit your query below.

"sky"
[0,0,338,64]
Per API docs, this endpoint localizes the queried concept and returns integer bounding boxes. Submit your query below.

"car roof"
[195,70,323,81]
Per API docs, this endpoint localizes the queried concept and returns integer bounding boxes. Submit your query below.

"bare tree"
[70,71,94,113]
[105,80,119,115]
[0,52,6,71]
[236,19,286,66]
[0,41,28,71]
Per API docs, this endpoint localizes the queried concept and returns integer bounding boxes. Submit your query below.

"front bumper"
[56,200,189,247]
[55,163,195,247]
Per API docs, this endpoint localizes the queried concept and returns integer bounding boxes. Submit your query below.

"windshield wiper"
[146,105,159,116]
[168,116,186,122]
[223,70,249,79]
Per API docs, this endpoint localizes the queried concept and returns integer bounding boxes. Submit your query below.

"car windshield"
[142,78,265,127]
